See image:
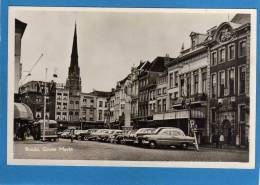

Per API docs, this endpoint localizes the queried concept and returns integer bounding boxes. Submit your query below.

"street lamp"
[42,68,58,142]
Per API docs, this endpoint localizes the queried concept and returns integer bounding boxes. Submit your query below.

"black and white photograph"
[8,7,256,168]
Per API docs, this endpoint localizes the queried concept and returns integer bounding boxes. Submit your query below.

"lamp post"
[42,67,58,142]
[42,68,47,142]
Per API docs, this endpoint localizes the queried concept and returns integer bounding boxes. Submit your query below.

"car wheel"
[84,136,88,141]
[149,141,157,149]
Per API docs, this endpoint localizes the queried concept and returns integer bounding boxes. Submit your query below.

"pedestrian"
[219,133,224,149]
[70,129,74,143]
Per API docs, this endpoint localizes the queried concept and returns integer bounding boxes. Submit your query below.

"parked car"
[60,129,71,138]
[97,129,118,142]
[79,129,97,141]
[141,127,195,149]
[133,128,157,145]
[75,130,89,140]
[108,130,123,143]
[119,130,137,144]
[90,129,107,141]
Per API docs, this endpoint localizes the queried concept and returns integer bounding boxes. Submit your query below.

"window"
[228,44,235,60]
[186,74,191,97]
[180,76,185,97]
[98,110,102,120]
[161,130,170,136]
[211,74,217,98]
[239,66,246,94]
[62,112,67,120]
[239,40,246,57]
[163,87,167,94]
[162,99,166,112]
[70,101,74,109]
[219,48,225,62]
[202,68,207,94]
[169,73,173,88]
[219,71,225,97]
[57,93,62,100]
[36,111,42,119]
[75,101,79,109]
[63,103,67,110]
[57,102,61,109]
[105,102,107,108]
[157,100,161,112]
[158,89,161,96]
[174,71,178,86]
[194,71,199,95]
[99,101,103,107]
[90,99,94,103]
[228,68,235,96]
[211,52,217,66]
[57,112,61,120]
[83,98,87,103]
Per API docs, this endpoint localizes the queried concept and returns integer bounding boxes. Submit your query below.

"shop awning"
[14,103,34,121]
[153,109,206,121]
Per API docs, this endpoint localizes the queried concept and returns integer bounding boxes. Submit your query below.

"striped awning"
[14,103,34,121]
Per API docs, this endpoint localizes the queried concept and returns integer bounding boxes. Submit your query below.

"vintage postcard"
[7,7,256,168]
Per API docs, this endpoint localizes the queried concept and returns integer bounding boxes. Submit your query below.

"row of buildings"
[15,13,250,146]
[105,13,251,146]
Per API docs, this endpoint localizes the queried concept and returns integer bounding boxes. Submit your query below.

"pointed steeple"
[66,22,81,94]
[70,23,78,67]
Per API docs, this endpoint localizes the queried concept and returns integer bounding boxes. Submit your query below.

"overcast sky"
[13,8,237,92]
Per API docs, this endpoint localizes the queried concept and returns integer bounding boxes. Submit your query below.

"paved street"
[13,139,249,162]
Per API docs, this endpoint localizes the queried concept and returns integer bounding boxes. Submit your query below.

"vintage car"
[97,129,120,142]
[79,129,97,141]
[60,129,71,138]
[141,127,195,149]
[133,128,157,145]
[107,130,123,143]
[75,130,89,140]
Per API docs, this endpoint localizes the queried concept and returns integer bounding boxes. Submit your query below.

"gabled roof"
[149,56,173,72]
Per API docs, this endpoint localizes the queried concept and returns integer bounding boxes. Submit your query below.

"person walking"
[219,133,225,149]
[70,129,74,143]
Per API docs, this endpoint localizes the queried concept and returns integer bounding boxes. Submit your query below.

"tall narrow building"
[66,23,82,123]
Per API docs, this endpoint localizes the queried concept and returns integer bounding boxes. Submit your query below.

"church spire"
[70,23,78,68]
[66,22,81,93]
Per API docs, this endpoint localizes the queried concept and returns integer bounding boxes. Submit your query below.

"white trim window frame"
[227,43,236,61]
[218,46,226,63]
[238,39,247,58]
